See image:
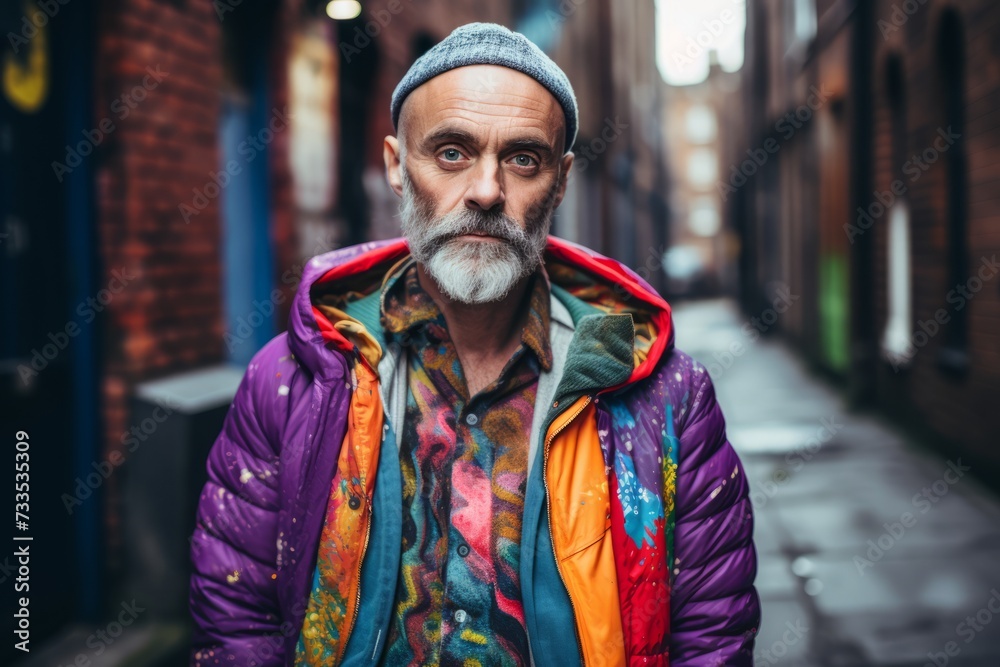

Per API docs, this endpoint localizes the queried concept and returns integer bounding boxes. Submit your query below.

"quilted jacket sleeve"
[670,365,760,666]
[189,339,289,667]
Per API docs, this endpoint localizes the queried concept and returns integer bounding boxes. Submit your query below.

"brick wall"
[267,0,302,326]
[739,0,1000,474]
[94,0,225,575]
[870,0,1000,472]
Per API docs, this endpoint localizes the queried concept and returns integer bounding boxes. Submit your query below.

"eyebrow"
[421,127,556,160]
[504,138,555,160]
[423,127,480,149]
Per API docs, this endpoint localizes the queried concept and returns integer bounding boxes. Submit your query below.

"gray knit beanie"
[391,22,578,153]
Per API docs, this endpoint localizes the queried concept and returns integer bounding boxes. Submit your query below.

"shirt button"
[348,496,361,510]
[453,609,468,623]
[457,544,470,557]
[465,413,478,426]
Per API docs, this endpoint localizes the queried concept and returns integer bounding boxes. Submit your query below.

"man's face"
[385,64,574,304]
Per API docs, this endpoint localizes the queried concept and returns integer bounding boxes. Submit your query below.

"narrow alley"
[674,300,1000,667]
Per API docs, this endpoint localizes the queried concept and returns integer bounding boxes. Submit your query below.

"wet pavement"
[671,300,1000,667]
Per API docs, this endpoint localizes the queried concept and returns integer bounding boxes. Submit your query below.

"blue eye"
[513,154,535,167]
[442,148,462,161]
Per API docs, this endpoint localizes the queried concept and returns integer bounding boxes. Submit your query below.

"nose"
[463,158,505,212]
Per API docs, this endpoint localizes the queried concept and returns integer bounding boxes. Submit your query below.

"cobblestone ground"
[672,300,1000,667]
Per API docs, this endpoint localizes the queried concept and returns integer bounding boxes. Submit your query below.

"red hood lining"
[544,240,672,388]
[308,238,672,386]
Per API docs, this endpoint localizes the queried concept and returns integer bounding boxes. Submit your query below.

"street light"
[326,0,361,20]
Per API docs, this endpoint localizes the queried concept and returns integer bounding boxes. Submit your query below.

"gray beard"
[398,166,554,304]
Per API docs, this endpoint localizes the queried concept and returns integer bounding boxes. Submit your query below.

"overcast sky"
[656,0,746,86]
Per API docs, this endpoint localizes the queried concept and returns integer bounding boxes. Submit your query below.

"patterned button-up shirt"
[377,257,553,667]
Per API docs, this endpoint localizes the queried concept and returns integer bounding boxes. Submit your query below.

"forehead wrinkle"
[434,87,557,110]
[422,102,554,135]
[427,105,551,126]
[427,93,555,124]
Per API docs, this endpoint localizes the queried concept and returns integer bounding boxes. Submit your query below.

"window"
[793,0,817,43]
[881,55,913,367]
[684,104,717,144]
[686,149,718,187]
[882,201,912,365]
[689,196,721,237]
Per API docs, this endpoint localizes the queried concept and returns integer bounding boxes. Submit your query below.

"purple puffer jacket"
[188,237,760,666]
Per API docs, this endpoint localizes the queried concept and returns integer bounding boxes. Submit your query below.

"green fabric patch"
[554,313,634,398]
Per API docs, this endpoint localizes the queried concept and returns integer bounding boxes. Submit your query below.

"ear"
[384,135,403,197]
[551,151,574,209]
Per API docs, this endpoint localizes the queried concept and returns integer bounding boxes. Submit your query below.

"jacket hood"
[287,237,674,390]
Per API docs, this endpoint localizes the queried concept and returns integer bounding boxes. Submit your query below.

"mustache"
[421,208,531,256]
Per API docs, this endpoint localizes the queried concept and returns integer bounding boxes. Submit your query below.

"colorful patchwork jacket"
[189,237,760,667]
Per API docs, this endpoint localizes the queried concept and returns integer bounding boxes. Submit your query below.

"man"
[190,22,759,667]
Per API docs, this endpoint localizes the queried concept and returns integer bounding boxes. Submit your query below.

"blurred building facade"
[543,0,670,291]
[1,0,668,661]
[735,0,1000,478]
[663,52,741,297]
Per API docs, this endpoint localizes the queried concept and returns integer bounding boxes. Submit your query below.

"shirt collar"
[380,256,553,372]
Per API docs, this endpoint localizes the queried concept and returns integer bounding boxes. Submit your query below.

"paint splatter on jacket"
[189,237,760,667]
